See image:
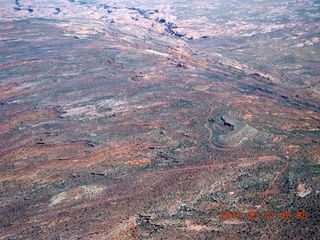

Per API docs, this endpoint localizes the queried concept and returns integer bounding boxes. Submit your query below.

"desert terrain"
[0,0,319,239]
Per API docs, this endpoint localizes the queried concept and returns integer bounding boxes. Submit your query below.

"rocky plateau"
[0,0,319,239]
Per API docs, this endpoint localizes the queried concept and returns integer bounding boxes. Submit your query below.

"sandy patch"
[192,85,210,91]
[185,220,211,231]
[297,183,312,197]
[223,219,246,225]
[125,158,151,167]
[145,49,169,57]
[296,43,304,48]
[49,185,104,206]
[311,37,319,43]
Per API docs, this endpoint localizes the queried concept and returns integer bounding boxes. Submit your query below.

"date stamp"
[220,211,308,220]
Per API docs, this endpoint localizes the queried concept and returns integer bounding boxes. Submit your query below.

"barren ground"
[0,0,319,239]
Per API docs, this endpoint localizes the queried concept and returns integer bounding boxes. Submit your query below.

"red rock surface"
[0,0,319,239]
